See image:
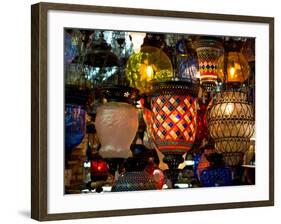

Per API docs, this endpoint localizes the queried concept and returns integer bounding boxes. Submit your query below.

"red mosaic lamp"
[151,81,198,171]
[194,38,223,91]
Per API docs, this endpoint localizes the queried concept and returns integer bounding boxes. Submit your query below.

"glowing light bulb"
[225,103,234,116]
[229,67,235,78]
[146,65,154,81]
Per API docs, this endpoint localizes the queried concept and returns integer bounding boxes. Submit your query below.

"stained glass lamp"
[64,31,77,64]
[197,149,232,187]
[207,91,254,166]
[151,81,198,173]
[194,38,223,91]
[197,148,213,176]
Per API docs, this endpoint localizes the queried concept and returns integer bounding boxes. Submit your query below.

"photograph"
[63,28,256,194]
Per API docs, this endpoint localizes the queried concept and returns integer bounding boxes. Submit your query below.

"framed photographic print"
[31,2,274,221]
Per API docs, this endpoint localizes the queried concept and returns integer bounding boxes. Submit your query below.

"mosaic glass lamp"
[194,38,224,91]
[111,157,156,192]
[111,171,156,192]
[126,46,173,94]
[151,81,198,171]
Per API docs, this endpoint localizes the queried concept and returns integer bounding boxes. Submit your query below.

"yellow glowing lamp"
[218,52,250,83]
[126,46,173,94]
[138,60,155,82]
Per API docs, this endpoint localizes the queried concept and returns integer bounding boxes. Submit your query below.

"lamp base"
[201,81,217,92]
[163,154,184,188]
[163,154,184,170]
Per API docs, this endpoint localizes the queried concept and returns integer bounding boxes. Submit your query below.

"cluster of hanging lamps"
[125,36,200,188]
[64,29,256,192]
[84,31,139,161]
[64,30,90,155]
[207,46,255,166]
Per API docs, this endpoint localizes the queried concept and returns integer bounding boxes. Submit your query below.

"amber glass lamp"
[218,52,250,84]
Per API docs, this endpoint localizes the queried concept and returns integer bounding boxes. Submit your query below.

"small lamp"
[218,52,250,84]
[194,38,224,91]
[65,104,86,153]
[126,46,173,94]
